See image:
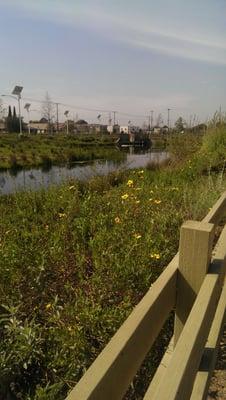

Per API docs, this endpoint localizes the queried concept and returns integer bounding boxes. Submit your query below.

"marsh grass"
[0,134,123,169]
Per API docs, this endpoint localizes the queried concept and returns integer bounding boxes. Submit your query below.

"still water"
[0,149,168,195]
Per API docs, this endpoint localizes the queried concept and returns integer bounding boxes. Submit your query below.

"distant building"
[153,126,161,134]
[53,122,65,132]
[0,120,5,132]
[89,124,107,134]
[29,118,49,133]
[120,126,129,134]
[120,125,140,134]
[107,124,120,135]
[74,119,89,133]
[162,125,169,133]
[190,123,207,133]
[107,125,114,134]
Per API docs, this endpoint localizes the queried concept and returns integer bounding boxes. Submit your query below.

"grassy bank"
[0,126,226,399]
[0,133,123,169]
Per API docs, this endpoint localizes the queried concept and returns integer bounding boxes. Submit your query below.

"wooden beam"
[202,191,226,225]
[143,337,174,399]
[66,256,178,400]
[190,280,226,400]
[174,221,215,344]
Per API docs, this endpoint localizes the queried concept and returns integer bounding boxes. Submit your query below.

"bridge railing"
[66,192,226,400]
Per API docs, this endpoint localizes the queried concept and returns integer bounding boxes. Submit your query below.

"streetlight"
[24,103,31,135]
[167,108,171,130]
[12,86,23,136]
[64,110,69,135]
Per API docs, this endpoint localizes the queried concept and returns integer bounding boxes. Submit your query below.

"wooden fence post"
[174,220,215,346]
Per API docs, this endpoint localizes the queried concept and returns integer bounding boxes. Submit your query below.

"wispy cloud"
[1,0,225,65]
[82,9,226,65]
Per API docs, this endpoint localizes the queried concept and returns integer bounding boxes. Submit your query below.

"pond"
[0,149,169,195]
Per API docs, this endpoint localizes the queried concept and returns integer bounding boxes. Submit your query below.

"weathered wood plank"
[143,337,174,399]
[202,191,226,224]
[145,227,226,400]
[66,255,178,400]
[174,221,215,344]
[190,280,226,400]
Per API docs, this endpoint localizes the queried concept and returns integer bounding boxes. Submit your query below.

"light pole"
[24,103,31,135]
[2,86,23,136]
[56,102,59,133]
[150,110,154,129]
[148,115,151,131]
[167,108,171,129]
[64,110,69,135]
[12,86,23,136]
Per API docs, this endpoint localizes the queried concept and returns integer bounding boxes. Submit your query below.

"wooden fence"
[66,192,226,400]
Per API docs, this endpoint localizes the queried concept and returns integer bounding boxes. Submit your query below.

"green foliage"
[199,125,226,167]
[167,132,202,163]
[174,116,186,132]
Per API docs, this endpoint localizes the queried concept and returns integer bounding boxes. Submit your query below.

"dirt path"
[208,324,226,399]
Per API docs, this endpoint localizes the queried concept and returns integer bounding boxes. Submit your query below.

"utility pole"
[113,111,116,126]
[150,110,154,129]
[167,108,171,129]
[148,115,151,131]
[56,102,59,133]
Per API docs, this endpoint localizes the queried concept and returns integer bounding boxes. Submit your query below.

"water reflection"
[0,150,168,195]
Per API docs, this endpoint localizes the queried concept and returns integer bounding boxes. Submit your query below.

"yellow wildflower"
[149,198,153,202]
[114,217,121,224]
[135,200,140,204]
[45,303,51,310]
[150,190,154,194]
[151,253,161,260]
[121,194,129,200]
[154,199,161,204]
[138,170,144,174]
[69,185,75,190]
[127,179,134,187]
[58,213,67,218]
[134,233,142,239]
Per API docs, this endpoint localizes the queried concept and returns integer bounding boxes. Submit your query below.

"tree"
[41,92,55,133]
[12,106,20,132]
[174,116,185,132]
[6,106,13,133]
[156,113,164,127]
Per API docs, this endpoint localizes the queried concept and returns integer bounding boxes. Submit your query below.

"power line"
[20,96,148,118]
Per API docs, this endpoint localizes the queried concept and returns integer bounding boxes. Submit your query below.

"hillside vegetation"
[0,125,226,399]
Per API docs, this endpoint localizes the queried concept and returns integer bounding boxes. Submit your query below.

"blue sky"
[0,0,225,125]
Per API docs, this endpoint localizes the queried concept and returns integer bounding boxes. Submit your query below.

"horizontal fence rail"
[66,255,178,400]
[66,192,226,400]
